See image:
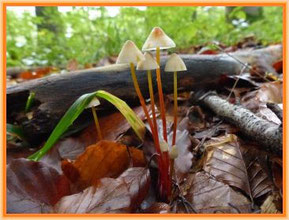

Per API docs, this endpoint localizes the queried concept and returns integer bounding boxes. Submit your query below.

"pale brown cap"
[116,40,145,65]
[142,27,176,51]
[86,97,100,109]
[136,52,159,71]
[164,53,187,72]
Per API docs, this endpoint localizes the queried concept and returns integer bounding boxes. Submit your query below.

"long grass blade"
[28,90,145,161]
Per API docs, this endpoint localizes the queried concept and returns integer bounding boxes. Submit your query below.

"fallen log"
[7,54,243,144]
[198,92,282,156]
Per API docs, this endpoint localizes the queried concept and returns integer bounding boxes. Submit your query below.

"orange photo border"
[1,0,288,218]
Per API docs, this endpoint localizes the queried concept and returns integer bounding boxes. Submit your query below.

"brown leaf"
[54,167,150,213]
[271,157,282,190]
[256,81,283,104]
[183,172,252,213]
[241,87,282,125]
[261,194,281,213]
[38,106,146,171]
[7,158,71,213]
[142,202,170,213]
[62,140,146,189]
[202,134,273,200]
[273,60,282,73]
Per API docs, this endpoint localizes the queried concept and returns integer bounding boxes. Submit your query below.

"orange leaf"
[62,140,146,189]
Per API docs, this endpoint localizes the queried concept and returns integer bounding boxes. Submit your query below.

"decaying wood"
[6,45,282,144]
[199,92,282,156]
[7,54,242,143]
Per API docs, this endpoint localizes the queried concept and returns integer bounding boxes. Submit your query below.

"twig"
[211,41,270,82]
[226,65,247,101]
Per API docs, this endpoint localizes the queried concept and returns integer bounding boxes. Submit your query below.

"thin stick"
[212,42,270,82]
[226,65,246,101]
[156,47,168,142]
[91,107,103,141]
[172,71,178,146]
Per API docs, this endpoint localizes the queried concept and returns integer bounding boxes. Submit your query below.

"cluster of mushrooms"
[88,27,186,200]
[116,27,187,200]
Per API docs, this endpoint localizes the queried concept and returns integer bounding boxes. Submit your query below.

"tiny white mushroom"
[165,53,187,72]
[165,53,187,146]
[117,41,156,140]
[86,97,102,141]
[86,97,100,109]
[116,40,145,65]
[142,27,176,144]
[136,52,159,71]
[142,27,176,51]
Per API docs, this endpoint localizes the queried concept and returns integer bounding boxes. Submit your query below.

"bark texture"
[200,93,282,156]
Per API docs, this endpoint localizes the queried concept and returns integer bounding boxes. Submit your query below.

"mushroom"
[142,27,176,142]
[165,53,187,146]
[136,52,160,149]
[116,40,157,139]
[86,97,102,141]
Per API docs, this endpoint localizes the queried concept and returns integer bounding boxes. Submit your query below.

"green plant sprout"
[28,90,145,161]
[25,92,35,112]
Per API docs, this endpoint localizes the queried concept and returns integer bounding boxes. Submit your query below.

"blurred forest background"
[6,6,283,68]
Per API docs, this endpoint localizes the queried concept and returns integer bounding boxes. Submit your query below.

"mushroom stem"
[155,48,171,200]
[172,71,178,146]
[147,70,159,144]
[91,107,103,141]
[156,47,167,142]
[129,63,155,139]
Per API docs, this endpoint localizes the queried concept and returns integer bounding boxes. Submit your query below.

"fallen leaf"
[182,172,252,213]
[257,81,283,104]
[62,140,146,189]
[261,194,281,213]
[142,202,170,213]
[167,129,193,181]
[54,167,150,213]
[36,106,146,171]
[202,134,273,201]
[7,158,70,213]
[273,60,282,73]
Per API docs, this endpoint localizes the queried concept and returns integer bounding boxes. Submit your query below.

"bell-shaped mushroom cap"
[85,97,100,109]
[164,53,187,72]
[116,40,145,65]
[142,27,176,51]
[136,52,159,71]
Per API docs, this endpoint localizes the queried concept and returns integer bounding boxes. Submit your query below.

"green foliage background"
[6,6,283,67]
